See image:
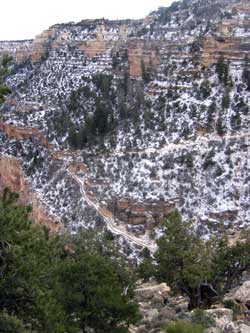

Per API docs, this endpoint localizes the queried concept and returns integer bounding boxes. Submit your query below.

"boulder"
[169,296,189,313]
[233,282,250,306]
[135,282,170,303]
[144,308,159,322]
[205,329,221,333]
[239,324,250,333]
[159,306,176,321]
[205,308,234,329]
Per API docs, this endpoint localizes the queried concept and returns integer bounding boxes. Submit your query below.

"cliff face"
[0,156,60,233]
[201,1,250,66]
[1,0,250,257]
[0,121,49,146]
[128,40,161,77]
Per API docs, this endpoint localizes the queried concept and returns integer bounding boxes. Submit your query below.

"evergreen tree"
[68,126,79,149]
[242,55,250,91]
[138,248,155,282]
[93,98,108,136]
[207,101,216,130]
[221,91,230,109]
[216,111,225,136]
[215,55,229,85]
[0,189,140,332]
[0,54,12,103]
[141,59,151,83]
[155,210,250,309]
[200,80,211,100]
[230,111,241,131]
[155,210,213,309]
[57,252,139,333]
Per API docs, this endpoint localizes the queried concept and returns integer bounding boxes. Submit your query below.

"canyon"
[0,0,250,258]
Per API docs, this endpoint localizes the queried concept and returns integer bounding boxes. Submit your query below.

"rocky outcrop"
[31,28,57,63]
[130,281,175,333]
[128,40,160,77]
[234,282,250,306]
[225,281,250,311]
[112,198,175,229]
[202,1,250,67]
[79,27,106,57]
[202,35,244,67]
[134,282,170,301]
[0,40,33,64]
[0,28,56,64]
[205,308,234,327]
[0,121,49,147]
[0,156,61,233]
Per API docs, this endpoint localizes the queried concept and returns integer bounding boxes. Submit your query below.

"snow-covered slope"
[1,0,250,257]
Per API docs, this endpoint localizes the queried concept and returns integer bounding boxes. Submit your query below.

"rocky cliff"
[1,0,250,258]
[0,155,61,233]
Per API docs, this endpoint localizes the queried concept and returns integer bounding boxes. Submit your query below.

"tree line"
[0,188,140,333]
[139,209,250,310]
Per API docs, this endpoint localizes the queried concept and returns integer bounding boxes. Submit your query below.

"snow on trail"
[67,168,157,253]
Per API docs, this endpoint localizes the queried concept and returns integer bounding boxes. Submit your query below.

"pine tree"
[216,112,225,136]
[215,55,229,85]
[155,210,213,309]
[221,91,230,109]
[0,54,12,103]
[0,189,140,332]
[207,101,216,130]
[68,127,79,149]
[242,55,250,91]
[141,59,151,83]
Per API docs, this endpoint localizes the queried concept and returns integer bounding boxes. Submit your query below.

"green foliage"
[0,189,66,333]
[68,126,79,149]
[223,299,242,320]
[0,189,139,333]
[56,252,139,332]
[0,310,31,333]
[137,248,156,282]
[215,56,229,85]
[242,55,250,91]
[164,320,205,333]
[155,209,250,309]
[93,98,109,135]
[200,80,211,100]
[2,53,13,68]
[155,210,213,309]
[207,101,216,130]
[221,91,230,109]
[212,240,250,294]
[191,309,215,328]
[141,59,151,83]
[67,74,116,149]
[216,111,225,136]
[93,73,113,99]
[0,54,12,103]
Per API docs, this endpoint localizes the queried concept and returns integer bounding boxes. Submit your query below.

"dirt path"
[67,168,157,253]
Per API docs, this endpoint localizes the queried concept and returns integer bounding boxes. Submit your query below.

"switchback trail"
[67,167,157,253]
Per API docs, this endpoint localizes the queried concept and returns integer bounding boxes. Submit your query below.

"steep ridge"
[0,155,61,233]
[1,0,250,256]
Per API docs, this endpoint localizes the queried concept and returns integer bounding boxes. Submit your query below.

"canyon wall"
[0,155,61,233]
